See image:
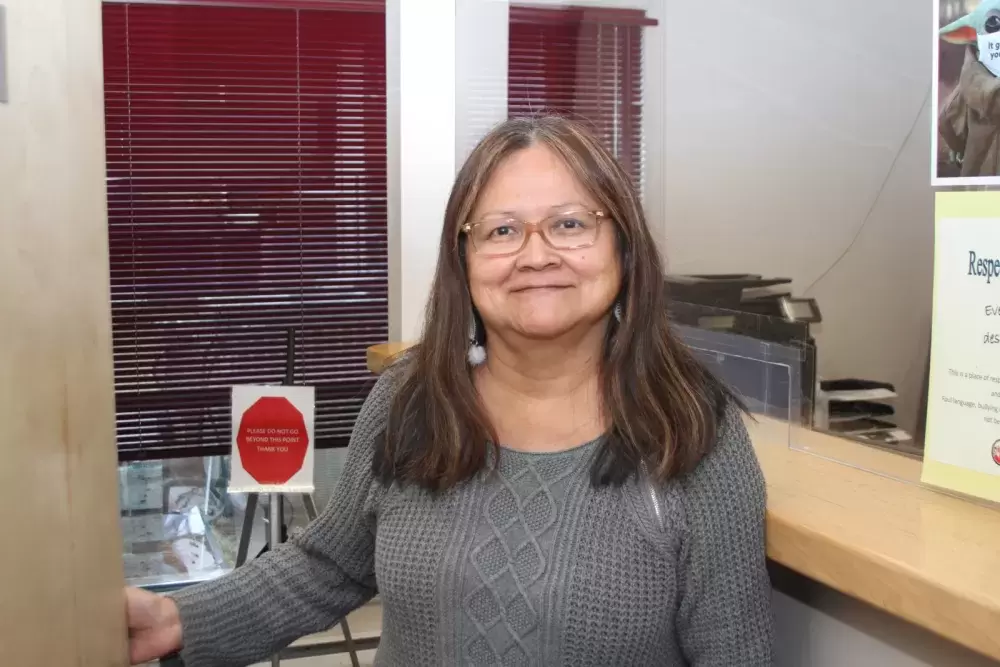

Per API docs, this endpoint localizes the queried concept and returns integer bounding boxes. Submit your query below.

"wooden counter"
[366,343,1000,661]
[758,419,1000,661]
[366,341,413,375]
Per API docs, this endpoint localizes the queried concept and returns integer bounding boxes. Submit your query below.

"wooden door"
[0,1,128,664]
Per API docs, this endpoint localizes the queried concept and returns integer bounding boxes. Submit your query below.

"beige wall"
[0,0,128,664]
[645,0,934,435]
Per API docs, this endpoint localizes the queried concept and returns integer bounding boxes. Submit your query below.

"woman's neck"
[474,330,607,451]
[485,345,599,397]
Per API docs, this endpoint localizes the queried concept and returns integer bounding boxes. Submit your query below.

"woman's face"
[465,143,621,342]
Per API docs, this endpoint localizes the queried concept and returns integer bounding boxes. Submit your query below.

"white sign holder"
[230,384,316,494]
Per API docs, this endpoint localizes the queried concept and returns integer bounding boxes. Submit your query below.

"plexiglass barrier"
[679,325,808,426]
[670,304,811,452]
[671,301,941,491]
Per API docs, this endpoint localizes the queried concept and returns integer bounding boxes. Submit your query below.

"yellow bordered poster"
[923,192,1000,503]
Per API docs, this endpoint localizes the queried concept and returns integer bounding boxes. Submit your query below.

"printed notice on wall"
[230,385,315,494]
[924,192,1000,503]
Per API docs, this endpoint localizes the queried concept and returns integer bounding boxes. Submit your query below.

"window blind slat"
[103,1,387,461]
[508,5,646,186]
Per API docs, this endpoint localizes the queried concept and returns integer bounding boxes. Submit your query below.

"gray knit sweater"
[171,368,774,666]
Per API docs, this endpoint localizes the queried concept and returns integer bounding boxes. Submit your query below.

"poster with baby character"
[934,0,1000,185]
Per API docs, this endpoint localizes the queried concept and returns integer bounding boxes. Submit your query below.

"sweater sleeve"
[168,368,398,667]
[675,405,775,666]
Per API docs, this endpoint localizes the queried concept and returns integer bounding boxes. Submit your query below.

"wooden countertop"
[366,341,413,375]
[757,419,1000,661]
[366,342,1000,661]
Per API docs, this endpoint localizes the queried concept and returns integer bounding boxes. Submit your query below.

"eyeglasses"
[461,208,607,257]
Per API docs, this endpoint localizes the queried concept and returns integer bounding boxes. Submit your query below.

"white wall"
[386,0,457,341]
[456,0,509,165]
[647,0,934,434]
[387,0,511,340]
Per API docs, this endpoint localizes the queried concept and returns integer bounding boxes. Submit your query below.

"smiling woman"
[465,150,620,350]
[378,115,740,487]
[129,116,774,667]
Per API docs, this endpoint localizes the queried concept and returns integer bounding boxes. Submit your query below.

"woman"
[127,116,774,666]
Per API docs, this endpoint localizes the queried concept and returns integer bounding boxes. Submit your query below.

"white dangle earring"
[468,314,487,366]
[613,301,623,323]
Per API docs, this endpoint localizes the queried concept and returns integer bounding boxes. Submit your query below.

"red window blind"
[507,5,655,185]
[102,1,387,461]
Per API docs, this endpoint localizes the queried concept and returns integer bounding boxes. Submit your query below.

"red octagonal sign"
[236,396,310,484]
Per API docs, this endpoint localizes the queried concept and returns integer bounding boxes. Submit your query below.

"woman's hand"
[125,586,183,665]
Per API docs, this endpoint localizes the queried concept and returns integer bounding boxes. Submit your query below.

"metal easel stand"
[235,491,363,667]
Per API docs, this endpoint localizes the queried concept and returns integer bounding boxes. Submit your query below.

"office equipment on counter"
[814,378,918,454]
[665,274,820,322]
[665,274,819,425]
[658,274,918,454]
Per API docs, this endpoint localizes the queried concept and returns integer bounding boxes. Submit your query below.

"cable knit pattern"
[170,365,774,666]
[461,442,585,665]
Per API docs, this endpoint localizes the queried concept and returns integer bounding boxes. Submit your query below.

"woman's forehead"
[472,145,598,218]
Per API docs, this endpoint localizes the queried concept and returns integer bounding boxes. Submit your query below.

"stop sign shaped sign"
[236,396,310,484]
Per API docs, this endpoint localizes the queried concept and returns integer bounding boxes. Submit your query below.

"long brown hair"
[374,115,739,490]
